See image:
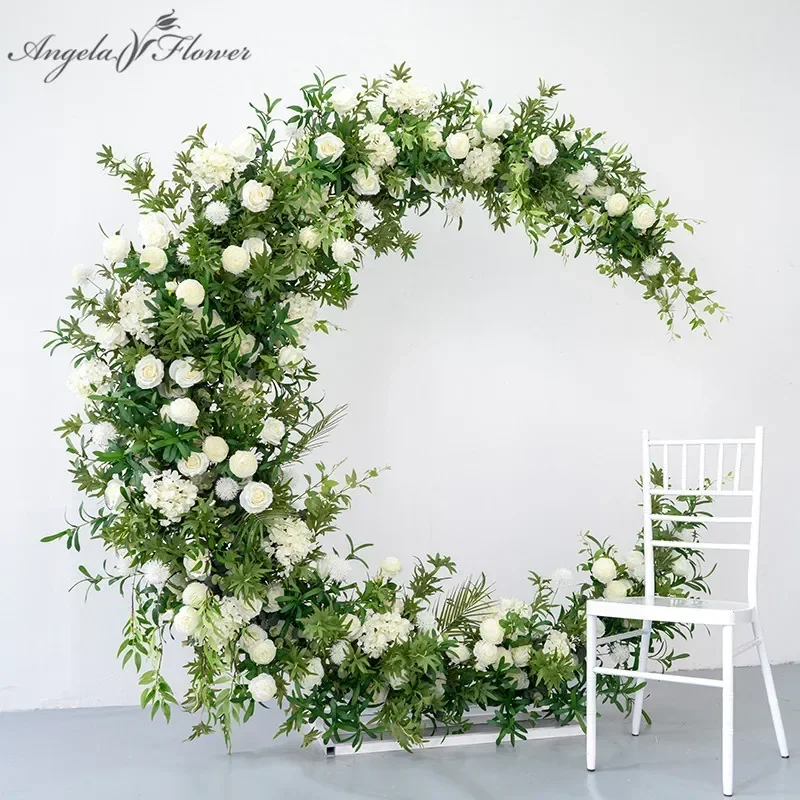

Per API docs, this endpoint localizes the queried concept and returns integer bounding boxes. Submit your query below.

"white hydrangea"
[118,281,157,345]
[142,470,198,525]
[497,597,533,620]
[267,517,314,570]
[459,141,502,184]
[283,293,318,345]
[68,358,111,400]
[543,629,571,658]
[317,553,352,583]
[360,122,398,168]
[609,642,631,667]
[357,610,413,658]
[189,143,237,187]
[384,80,437,116]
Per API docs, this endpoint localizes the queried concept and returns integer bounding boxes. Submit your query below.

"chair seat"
[587,596,753,626]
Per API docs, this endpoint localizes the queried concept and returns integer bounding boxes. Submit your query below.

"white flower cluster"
[68,358,111,400]
[317,553,352,583]
[385,80,436,116]
[357,610,413,658]
[266,517,314,571]
[88,421,118,452]
[591,555,633,599]
[188,133,257,187]
[360,123,397,169]
[543,629,571,658]
[284,293,318,346]
[142,470,198,526]
[459,141,501,184]
[118,281,157,345]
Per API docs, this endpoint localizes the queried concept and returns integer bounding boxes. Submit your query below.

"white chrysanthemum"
[118,281,157,345]
[89,421,118,451]
[267,517,314,570]
[283,293,319,346]
[384,80,436,116]
[444,197,464,222]
[550,567,573,591]
[142,470,198,525]
[68,359,111,400]
[576,163,599,188]
[641,257,663,277]
[330,640,349,666]
[141,560,172,587]
[416,609,437,633]
[357,610,413,658]
[317,553,352,583]
[459,141,502,184]
[215,477,240,501]
[204,201,230,226]
[360,122,398,168]
[354,201,379,229]
[189,143,236,187]
[609,642,631,667]
[543,629,571,658]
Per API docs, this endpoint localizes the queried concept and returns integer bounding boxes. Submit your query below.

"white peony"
[230,132,257,165]
[94,322,128,351]
[173,605,200,636]
[140,246,167,274]
[278,345,305,371]
[473,640,499,669]
[189,143,236,187]
[166,397,200,427]
[240,481,274,513]
[641,257,663,277]
[591,557,618,584]
[204,200,230,226]
[203,435,229,463]
[221,245,250,275]
[182,582,208,609]
[331,238,355,265]
[632,203,657,232]
[103,234,130,263]
[351,166,381,196]
[481,112,511,140]
[241,180,274,213]
[298,226,321,249]
[479,617,503,645]
[314,132,345,161]
[138,213,170,248]
[134,354,164,389]
[230,450,258,479]
[169,359,203,389]
[175,279,205,308]
[530,134,558,166]
[177,451,210,478]
[249,638,277,665]
[604,579,631,599]
[360,122,398,168]
[330,86,358,114]
[249,673,277,702]
[511,645,531,667]
[259,417,285,446]
[379,556,402,577]
[605,192,629,217]
[445,131,470,160]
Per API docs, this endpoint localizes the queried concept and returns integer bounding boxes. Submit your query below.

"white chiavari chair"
[585,427,789,796]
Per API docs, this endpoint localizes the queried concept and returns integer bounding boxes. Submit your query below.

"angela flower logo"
[8,10,251,83]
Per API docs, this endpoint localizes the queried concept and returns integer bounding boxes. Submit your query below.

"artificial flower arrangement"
[48,65,722,749]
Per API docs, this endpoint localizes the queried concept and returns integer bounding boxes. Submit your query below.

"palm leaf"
[292,405,347,458]
[434,573,495,638]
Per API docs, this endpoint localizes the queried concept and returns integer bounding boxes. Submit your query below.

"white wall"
[2,0,798,712]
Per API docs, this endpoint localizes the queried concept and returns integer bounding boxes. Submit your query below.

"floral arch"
[49,65,722,749]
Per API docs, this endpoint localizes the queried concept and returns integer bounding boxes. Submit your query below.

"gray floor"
[1,665,796,800]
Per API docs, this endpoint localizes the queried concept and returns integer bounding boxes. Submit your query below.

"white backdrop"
[1,0,798,712]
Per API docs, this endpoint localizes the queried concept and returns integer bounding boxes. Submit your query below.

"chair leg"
[722,625,734,797]
[752,613,789,758]
[586,613,597,771]
[631,621,652,736]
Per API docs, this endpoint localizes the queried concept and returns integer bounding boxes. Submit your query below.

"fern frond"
[434,574,495,638]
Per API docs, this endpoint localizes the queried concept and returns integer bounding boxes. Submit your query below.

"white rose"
[278,345,305,371]
[140,246,167,275]
[249,673,277,703]
[229,450,258,479]
[479,617,503,645]
[220,244,250,275]
[259,417,285,446]
[249,638,277,665]
[166,397,200,427]
[481,112,511,140]
[631,203,658,232]
[331,86,358,114]
[342,613,361,640]
[604,579,631,600]
[173,606,200,636]
[169,359,203,389]
[299,657,324,692]
[473,640,499,668]
[183,552,210,579]
[203,435,229,463]
[511,645,531,667]
[181,582,209,608]
[240,624,267,649]
[230,132,257,164]
[591,557,617,585]
[314,132,345,161]
[104,478,127,511]
[241,180,274,213]
[379,556,402,577]
[94,322,127,351]
[103,234,130,263]
[366,96,384,120]
[176,279,205,308]
[671,556,693,578]
[239,481,273,513]
[448,642,470,664]
[331,238,355,266]
[242,237,268,258]
[139,213,170,248]
[604,192,629,217]
[445,131,470,160]
[425,122,444,149]
[134,354,164,389]
[177,451,210,477]
[298,227,321,249]
[351,166,381,196]
[530,134,558,166]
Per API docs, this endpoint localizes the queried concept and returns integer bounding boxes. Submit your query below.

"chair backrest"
[641,426,764,607]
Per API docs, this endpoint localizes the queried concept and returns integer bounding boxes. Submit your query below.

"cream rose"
[604,579,631,599]
[173,606,200,636]
[166,397,200,427]
[241,180,274,213]
[183,552,210,579]
[671,556,692,578]
[604,192,629,217]
[530,134,558,166]
[140,246,167,274]
[479,618,503,645]
[445,131,470,160]
[278,345,305,371]
[351,167,381,196]
[177,451,210,477]
[511,645,531,667]
[331,238,355,266]
[229,450,258,479]
[330,86,357,114]
[249,638,277,665]
[249,673,277,702]
[175,279,205,308]
[298,227,321,250]
[104,478,127,511]
[240,481,274,513]
[134,354,164,389]
[221,245,250,275]
[591,557,618,584]
[242,236,269,258]
[473,640,499,669]
[169,359,203,389]
[103,234,130,263]
[632,203,657,232]
[202,435,229,463]
[181,582,209,608]
[481,112,511,140]
[230,132,257,164]
[94,322,127,351]
[259,417,285,446]
[314,132,345,161]
[379,556,402,577]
